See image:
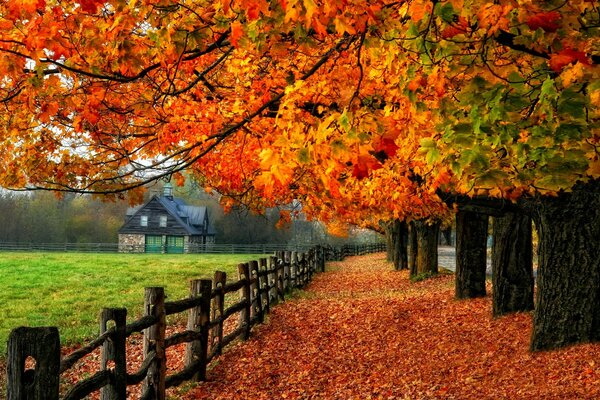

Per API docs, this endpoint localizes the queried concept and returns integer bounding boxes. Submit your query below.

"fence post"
[249,261,263,323]
[308,249,314,282]
[283,251,291,293]
[185,279,212,381]
[267,257,275,306]
[271,255,284,303]
[303,252,309,285]
[7,327,60,400]
[291,252,299,287]
[100,308,127,400]
[297,252,303,287]
[143,287,166,400]
[260,258,270,314]
[237,263,252,340]
[298,253,305,287]
[211,271,227,356]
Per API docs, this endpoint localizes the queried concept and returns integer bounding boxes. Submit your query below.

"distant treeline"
[0,186,381,245]
[0,190,308,245]
[0,191,128,243]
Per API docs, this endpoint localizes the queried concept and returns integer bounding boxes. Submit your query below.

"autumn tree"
[1,0,599,352]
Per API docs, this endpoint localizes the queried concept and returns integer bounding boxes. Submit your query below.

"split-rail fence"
[6,243,385,400]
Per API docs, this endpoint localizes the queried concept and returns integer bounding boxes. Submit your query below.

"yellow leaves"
[325,220,349,237]
[259,148,277,171]
[256,147,296,196]
[590,89,600,108]
[284,0,299,23]
[477,3,513,35]
[587,159,600,179]
[303,0,317,24]
[333,17,357,35]
[560,62,586,88]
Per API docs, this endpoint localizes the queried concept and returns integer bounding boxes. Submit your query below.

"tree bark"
[455,210,489,299]
[492,212,534,317]
[390,220,408,270]
[408,221,418,276]
[412,219,440,276]
[385,223,393,262]
[529,179,600,351]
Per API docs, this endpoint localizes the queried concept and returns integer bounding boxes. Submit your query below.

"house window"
[159,215,168,228]
[140,215,148,227]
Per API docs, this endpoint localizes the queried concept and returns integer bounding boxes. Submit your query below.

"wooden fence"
[0,242,315,254]
[5,243,385,400]
[0,241,385,255]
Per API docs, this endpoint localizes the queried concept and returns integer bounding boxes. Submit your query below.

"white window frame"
[140,215,148,227]
[159,215,168,228]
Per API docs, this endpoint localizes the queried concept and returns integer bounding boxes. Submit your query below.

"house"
[118,184,216,253]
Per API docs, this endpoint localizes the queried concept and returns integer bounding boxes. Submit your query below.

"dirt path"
[173,253,600,400]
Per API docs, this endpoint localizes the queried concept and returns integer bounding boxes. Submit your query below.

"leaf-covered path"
[177,253,600,400]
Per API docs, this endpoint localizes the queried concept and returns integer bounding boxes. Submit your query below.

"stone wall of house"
[184,235,190,253]
[118,234,145,253]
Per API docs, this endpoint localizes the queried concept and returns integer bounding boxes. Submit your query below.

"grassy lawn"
[0,252,265,356]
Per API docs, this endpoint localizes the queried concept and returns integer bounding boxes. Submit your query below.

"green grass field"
[0,252,265,356]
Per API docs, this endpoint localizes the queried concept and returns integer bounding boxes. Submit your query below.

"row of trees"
[0,0,598,351]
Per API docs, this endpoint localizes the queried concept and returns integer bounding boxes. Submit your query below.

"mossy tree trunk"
[492,211,534,317]
[455,210,488,299]
[529,179,600,351]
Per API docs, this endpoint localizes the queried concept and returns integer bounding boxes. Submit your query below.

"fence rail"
[6,243,386,400]
[0,241,384,254]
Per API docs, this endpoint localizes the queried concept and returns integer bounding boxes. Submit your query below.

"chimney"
[163,182,173,199]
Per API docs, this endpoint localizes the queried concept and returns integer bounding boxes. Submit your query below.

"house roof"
[121,194,215,236]
[158,196,213,235]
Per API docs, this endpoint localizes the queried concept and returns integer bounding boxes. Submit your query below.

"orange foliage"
[0,0,598,223]
[526,11,561,32]
[549,48,590,73]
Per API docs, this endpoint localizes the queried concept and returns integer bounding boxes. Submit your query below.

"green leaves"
[420,137,441,164]
[435,2,456,23]
[558,88,586,120]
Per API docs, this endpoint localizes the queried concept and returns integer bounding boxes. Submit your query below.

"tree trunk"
[455,210,488,299]
[529,179,600,351]
[391,220,408,270]
[413,220,439,276]
[492,212,534,317]
[385,223,393,262]
[408,221,418,276]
